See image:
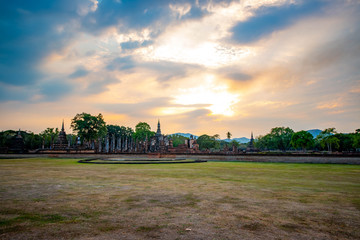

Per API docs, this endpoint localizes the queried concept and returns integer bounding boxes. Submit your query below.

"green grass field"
[1,158,360,239]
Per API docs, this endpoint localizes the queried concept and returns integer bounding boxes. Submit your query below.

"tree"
[353,129,360,150]
[125,127,134,138]
[66,134,78,147]
[107,125,122,137]
[269,127,294,151]
[316,128,339,152]
[254,127,294,151]
[133,122,154,141]
[24,131,42,150]
[0,130,17,149]
[170,134,189,147]
[71,113,107,147]
[290,130,314,151]
[255,134,272,151]
[213,134,220,140]
[229,139,239,148]
[335,133,354,152]
[226,132,232,140]
[197,134,220,150]
[40,128,59,149]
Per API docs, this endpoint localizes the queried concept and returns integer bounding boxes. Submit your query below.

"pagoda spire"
[61,120,65,132]
[156,119,161,136]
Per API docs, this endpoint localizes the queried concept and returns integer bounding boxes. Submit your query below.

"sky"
[0,0,359,138]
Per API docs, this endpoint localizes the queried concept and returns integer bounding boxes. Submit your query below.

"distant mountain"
[170,133,198,139]
[307,129,322,138]
[221,137,250,143]
[222,137,249,143]
[233,137,250,143]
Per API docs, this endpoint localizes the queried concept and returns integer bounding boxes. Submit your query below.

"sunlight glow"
[173,75,240,116]
[155,107,197,116]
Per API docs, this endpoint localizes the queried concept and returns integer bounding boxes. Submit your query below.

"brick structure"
[54,120,68,149]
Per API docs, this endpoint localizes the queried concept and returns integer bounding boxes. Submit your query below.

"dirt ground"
[1,158,360,239]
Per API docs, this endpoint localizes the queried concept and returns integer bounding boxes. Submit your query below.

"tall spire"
[156,119,161,136]
[61,120,65,132]
[251,131,253,140]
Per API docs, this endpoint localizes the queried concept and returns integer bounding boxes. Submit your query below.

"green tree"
[133,122,154,141]
[254,127,294,151]
[269,127,294,151]
[107,125,122,137]
[71,113,107,147]
[255,135,271,151]
[335,133,355,152]
[24,131,42,150]
[170,134,189,147]
[197,134,220,150]
[40,128,59,149]
[229,139,239,148]
[353,129,360,150]
[66,134,78,147]
[0,130,17,149]
[290,130,314,151]
[125,127,134,138]
[316,128,339,152]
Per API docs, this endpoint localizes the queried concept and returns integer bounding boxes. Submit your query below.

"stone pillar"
[125,137,128,152]
[98,138,102,153]
[120,137,123,152]
[145,136,148,153]
[111,134,115,153]
[117,137,121,152]
[105,135,109,153]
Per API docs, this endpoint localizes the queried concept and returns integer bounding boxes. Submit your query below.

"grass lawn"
[0,158,359,239]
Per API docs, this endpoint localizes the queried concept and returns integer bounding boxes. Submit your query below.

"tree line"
[0,112,359,152]
[255,127,360,152]
[0,113,158,151]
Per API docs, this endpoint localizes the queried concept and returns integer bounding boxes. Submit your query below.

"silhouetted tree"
[226,132,232,140]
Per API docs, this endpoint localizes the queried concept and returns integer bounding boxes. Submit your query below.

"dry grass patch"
[0,158,359,239]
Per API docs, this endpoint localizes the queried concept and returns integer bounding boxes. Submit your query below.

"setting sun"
[173,75,240,116]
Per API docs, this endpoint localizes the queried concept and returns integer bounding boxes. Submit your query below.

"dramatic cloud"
[0,0,359,137]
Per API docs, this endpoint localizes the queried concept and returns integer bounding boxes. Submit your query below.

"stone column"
[105,135,109,153]
[98,138,102,153]
[117,137,121,152]
[145,136,148,153]
[111,134,115,153]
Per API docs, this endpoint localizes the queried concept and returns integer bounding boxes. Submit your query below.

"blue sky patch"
[231,1,326,43]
